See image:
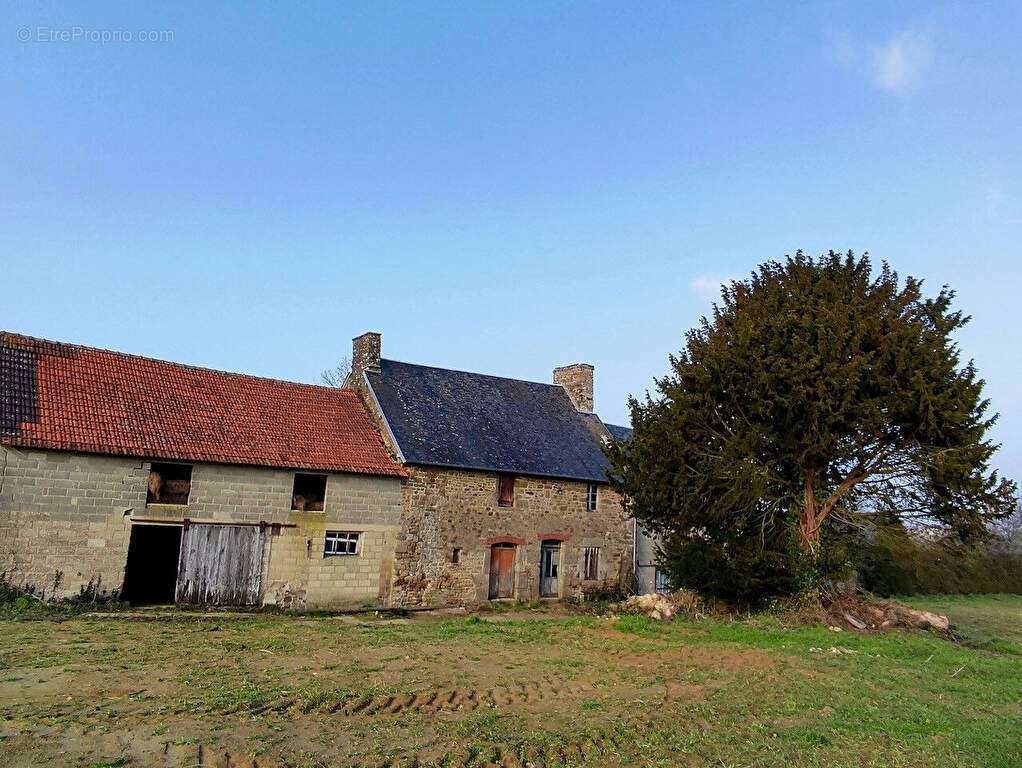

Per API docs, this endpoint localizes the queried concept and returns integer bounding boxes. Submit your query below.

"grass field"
[0,595,1019,768]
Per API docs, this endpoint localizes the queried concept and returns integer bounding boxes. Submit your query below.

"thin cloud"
[828,27,934,94]
[870,29,933,93]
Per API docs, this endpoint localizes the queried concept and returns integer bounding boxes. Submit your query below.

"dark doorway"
[488,543,516,599]
[540,541,560,597]
[121,524,182,604]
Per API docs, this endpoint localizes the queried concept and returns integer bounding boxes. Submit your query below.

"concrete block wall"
[0,445,402,607]
[261,479,402,611]
[391,465,633,607]
[0,446,146,596]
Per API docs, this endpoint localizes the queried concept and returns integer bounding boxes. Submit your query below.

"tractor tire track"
[281,677,595,718]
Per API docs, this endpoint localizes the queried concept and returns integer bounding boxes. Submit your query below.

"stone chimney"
[352,332,381,379]
[553,363,594,412]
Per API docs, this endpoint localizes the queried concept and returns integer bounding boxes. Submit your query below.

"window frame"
[586,483,598,512]
[583,546,600,580]
[323,530,361,557]
[497,474,515,507]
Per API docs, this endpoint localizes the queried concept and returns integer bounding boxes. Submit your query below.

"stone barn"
[0,332,406,609]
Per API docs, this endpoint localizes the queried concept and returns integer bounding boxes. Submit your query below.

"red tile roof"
[0,332,404,477]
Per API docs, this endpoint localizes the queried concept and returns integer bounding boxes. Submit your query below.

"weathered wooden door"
[175,524,264,605]
[540,541,560,597]
[488,544,516,599]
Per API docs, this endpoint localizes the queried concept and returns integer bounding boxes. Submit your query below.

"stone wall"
[390,465,632,607]
[0,445,402,608]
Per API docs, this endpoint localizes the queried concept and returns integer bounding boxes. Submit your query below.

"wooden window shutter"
[498,475,515,507]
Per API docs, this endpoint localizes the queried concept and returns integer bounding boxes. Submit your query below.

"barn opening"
[147,462,192,506]
[292,473,327,511]
[121,523,182,604]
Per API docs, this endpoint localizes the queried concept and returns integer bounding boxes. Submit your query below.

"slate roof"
[0,332,404,477]
[604,423,633,443]
[364,358,628,482]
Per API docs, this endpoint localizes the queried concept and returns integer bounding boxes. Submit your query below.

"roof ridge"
[2,331,353,397]
[379,357,563,390]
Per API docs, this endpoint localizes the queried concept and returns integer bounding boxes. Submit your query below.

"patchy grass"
[0,596,1018,767]
[900,593,1022,655]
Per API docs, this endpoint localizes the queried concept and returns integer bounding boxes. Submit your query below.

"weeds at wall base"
[0,570,127,619]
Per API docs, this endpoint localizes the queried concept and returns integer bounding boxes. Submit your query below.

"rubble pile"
[812,595,951,633]
[610,590,702,621]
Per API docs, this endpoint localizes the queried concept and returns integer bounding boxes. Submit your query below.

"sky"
[4,2,1022,482]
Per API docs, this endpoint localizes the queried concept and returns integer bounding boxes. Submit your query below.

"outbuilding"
[0,332,405,609]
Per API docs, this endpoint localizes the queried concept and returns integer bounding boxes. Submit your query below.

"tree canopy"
[607,251,1017,600]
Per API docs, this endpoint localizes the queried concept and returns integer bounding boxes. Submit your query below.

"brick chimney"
[554,363,594,412]
[352,332,381,379]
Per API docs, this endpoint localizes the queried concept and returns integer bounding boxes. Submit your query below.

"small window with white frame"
[324,530,360,557]
[586,483,598,512]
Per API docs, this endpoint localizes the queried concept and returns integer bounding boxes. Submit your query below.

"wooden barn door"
[175,524,264,605]
[488,544,516,599]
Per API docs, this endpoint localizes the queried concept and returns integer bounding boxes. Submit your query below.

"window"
[497,474,515,507]
[452,547,461,564]
[292,473,327,511]
[583,546,600,580]
[655,569,671,595]
[586,483,598,512]
[147,463,192,506]
[324,531,360,557]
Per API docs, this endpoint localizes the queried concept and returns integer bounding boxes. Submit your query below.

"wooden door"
[540,541,560,597]
[175,524,264,605]
[488,544,516,599]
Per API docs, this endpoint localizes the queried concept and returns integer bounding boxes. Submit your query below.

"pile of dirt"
[802,595,950,634]
[610,591,703,621]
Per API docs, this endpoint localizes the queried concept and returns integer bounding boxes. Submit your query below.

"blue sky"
[4,2,1021,482]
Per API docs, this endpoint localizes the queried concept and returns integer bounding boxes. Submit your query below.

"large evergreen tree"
[608,251,1016,600]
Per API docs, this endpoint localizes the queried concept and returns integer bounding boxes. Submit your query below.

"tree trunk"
[799,462,868,557]
[799,507,821,553]
[800,475,821,556]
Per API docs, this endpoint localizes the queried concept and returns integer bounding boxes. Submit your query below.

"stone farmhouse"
[0,331,655,609]
[347,332,645,606]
